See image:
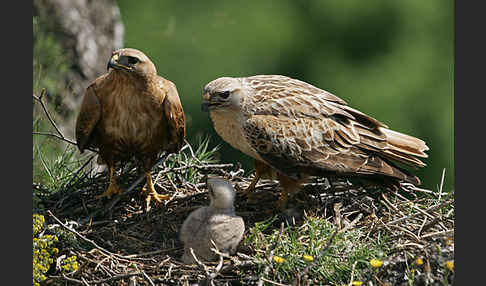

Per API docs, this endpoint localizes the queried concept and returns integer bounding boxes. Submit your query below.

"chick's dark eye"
[220,91,230,99]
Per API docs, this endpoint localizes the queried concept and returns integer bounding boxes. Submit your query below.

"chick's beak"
[201,92,211,112]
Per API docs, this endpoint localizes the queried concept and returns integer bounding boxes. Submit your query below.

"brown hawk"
[75,48,186,208]
[202,75,428,209]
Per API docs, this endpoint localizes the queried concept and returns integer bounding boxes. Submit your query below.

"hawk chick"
[180,178,245,264]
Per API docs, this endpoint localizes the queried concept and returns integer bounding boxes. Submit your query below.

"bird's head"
[107,48,156,77]
[207,177,236,210]
[202,77,245,113]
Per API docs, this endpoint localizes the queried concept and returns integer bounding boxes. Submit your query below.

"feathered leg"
[245,160,276,203]
[276,174,307,210]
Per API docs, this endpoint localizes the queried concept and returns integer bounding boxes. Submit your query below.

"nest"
[34,88,454,285]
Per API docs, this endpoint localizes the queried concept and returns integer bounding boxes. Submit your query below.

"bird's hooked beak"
[107,53,130,71]
[201,92,211,112]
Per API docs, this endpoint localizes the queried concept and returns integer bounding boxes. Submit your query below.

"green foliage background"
[118,0,453,191]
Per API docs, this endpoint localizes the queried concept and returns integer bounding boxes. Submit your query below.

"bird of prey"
[202,75,428,209]
[180,178,245,264]
[75,48,186,208]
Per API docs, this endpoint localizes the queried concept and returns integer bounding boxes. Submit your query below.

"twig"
[348,260,358,286]
[420,229,454,239]
[438,168,446,202]
[385,199,453,226]
[33,90,64,138]
[33,131,79,146]
[261,277,290,286]
[33,90,100,152]
[189,247,215,284]
[184,139,202,164]
[47,210,133,261]
[141,270,156,286]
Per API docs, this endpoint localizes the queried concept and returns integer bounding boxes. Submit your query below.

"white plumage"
[180,178,245,264]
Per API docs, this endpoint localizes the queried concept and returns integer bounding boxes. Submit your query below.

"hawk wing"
[158,76,186,153]
[75,83,101,153]
[242,76,428,184]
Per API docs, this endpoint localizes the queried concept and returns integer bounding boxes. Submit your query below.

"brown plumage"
[202,75,428,209]
[75,48,186,207]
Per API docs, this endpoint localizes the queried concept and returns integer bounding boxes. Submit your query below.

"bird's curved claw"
[143,187,170,210]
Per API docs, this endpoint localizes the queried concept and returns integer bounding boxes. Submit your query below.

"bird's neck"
[107,70,154,93]
[210,205,235,215]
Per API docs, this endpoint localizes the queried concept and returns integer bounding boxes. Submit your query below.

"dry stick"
[189,247,214,284]
[47,210,134,262]
[260,277,291,286]
[385,199,453,226]
[33,91,98,153]
[141,270,156,286]
[51,272,144,285]
[33,131,79,146]
[258,222,286,286]
[347,260,358,286]
[420,229,454,239]
[184,138,202,164]
[438,168,446,202]
[33,90,63,138]
[91,272,144,284]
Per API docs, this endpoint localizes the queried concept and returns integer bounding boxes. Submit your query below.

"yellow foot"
[143,171,170,210]
[143,187,170,210]
[96,182,124,199]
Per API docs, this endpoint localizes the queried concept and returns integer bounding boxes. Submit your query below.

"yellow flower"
[303,255,314,262]
[351,281,363,286]
[273,255,285,264]
[415,257,424,266]
[445,260,454,272]
[370,258,384,268]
